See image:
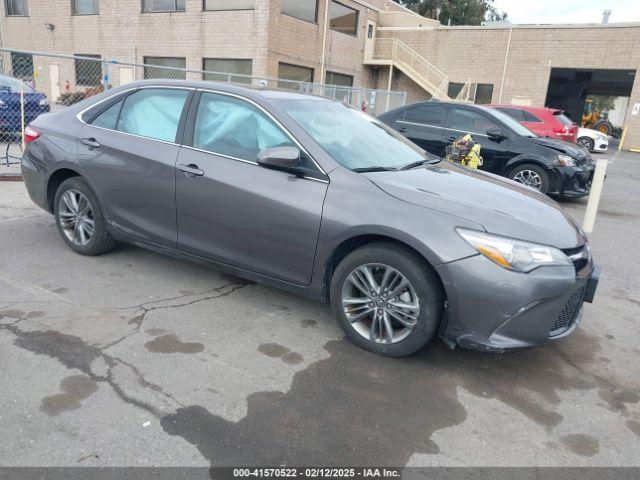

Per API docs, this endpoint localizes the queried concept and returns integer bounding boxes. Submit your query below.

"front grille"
[550,286,585,336]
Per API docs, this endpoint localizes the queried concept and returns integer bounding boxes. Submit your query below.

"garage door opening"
[545,68,636,134]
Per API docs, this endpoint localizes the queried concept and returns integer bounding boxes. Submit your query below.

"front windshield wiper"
[352,166,399,173]
[399,158,442,171]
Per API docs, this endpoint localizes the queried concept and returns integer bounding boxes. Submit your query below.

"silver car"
[21,80,600,356]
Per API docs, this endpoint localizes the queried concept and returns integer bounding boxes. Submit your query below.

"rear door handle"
[178,163,204,178]
[398,127,408,133]
[81,137,100,149]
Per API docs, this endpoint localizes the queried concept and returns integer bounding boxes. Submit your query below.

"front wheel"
[508,163,550,194]
[577,137,594,151]
[330,242,444,357]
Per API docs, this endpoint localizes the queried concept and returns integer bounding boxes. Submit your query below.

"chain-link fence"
[0,48,407,166]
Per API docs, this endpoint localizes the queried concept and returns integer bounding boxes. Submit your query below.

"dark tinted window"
[404,105,445,127]
[447,82,464,99]
[450,108,499,135]
[523,110,542,122]
[72,0,98,14]
[11,52,33,80]
[326,71,353,87]
[116,88,189,142]
[496,107,525,122]
[75,54,102,86]
[91,100,123,130]
[193,92,295,162]
[5,0,28,15]
[282,0,317,22]
[474,83,493,104]
[203,58,252,84]
[143,56,186,80]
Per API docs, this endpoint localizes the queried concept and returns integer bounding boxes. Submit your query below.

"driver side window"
[193,92,295,162]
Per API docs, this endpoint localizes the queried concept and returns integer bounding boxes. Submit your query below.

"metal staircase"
[364,38,471,102]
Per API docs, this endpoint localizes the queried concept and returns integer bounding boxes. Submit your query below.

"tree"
[393,0,508,26]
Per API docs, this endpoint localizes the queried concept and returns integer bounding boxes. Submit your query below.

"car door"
[175,90,328,286]
[444,106,514,173]
[395,103,447,156]
[77,87,192,247]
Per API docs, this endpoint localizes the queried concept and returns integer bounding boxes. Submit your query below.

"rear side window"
[523,110,542,123]
[116,88,189,142]
[553,112,574,126]
[193,92,295,162]
[496,107,525,122]
[403,105,445,127]
[91,100,123,130]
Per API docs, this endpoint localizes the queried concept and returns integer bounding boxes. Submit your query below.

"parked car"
[577,127,609,152]
[378,102,594,198]
[22,80,599,357]
[0,74,50,140]
[489,104,578,143]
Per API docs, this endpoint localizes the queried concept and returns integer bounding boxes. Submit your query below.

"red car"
[489,105,579,143]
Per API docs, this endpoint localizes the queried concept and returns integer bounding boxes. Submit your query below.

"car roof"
[489,104,562,115]
[107,79,332,103]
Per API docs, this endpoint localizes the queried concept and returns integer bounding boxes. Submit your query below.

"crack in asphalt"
[0,282,250,418]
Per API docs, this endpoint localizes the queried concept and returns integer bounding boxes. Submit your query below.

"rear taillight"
[24,125,40,145]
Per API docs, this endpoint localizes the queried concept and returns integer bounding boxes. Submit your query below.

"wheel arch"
[46,168,82,213]
[320,233,445,303]
[500,154,551,177]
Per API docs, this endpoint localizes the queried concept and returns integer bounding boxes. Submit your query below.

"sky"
[491,0,640,24]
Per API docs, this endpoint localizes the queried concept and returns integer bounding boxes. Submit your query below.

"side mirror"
[486,127,504,139]
[257,147,302,175]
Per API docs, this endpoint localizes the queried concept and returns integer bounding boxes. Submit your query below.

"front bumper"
[435,252,599,352]
[549,164,595,198]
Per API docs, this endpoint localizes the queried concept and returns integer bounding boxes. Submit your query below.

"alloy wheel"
[513,169,542,190]
[341,263,420,344]
[58,189,95,246]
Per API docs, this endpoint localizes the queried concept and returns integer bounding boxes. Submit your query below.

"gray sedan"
[21,80,599,356]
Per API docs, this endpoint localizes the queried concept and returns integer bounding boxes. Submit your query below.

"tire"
[330,242,444,357]
[593,120,613,136]
[577,137,594,152]
[54,176,116,256]
[508,163,550,194]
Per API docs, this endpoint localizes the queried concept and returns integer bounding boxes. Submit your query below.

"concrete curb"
[0,173,24,181]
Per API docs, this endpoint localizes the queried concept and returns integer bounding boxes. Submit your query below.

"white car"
[577,128,609,152]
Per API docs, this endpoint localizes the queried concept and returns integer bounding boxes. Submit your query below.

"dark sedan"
[21,80,598,356]
[0,74,50,140]
[378,101,595,198]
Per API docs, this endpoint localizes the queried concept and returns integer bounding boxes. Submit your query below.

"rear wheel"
[330,242,444,357]
[577,136,594,151]
[54,177,116,256]
[508,163,549,194]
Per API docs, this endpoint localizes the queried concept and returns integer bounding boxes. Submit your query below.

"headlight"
[556,154,575,167]
[457,229,572,273]
[38,98,49,107]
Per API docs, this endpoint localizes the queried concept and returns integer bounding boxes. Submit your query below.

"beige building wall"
[377,23,640,149]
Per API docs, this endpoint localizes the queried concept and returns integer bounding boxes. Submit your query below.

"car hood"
[363,162,586,249]
[531,136,592,164]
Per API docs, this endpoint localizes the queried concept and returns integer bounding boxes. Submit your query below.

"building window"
[447,82,464,99]
[142,0,185,13]
[326,71,353,87]
[281,0,317,23]
[72,0,98,14]
[75,54,102,86]
[204,0,254,10]
[474,83,494,104]
[4,0,28,15]
[278,63,314,89]
[11,52,33,80]
[143,56,186,79]
[203,58,252,84]
[329,1,358,36]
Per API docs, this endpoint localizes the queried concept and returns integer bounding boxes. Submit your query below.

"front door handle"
[398,127,408,133]
[178,163,204,178]
[81,137,101,149]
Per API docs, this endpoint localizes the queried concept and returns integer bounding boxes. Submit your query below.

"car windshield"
[274,99,437,171]
[0,76,35,93]
[485,107,537,138]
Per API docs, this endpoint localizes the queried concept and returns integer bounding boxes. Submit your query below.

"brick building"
[1,0,639,149]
